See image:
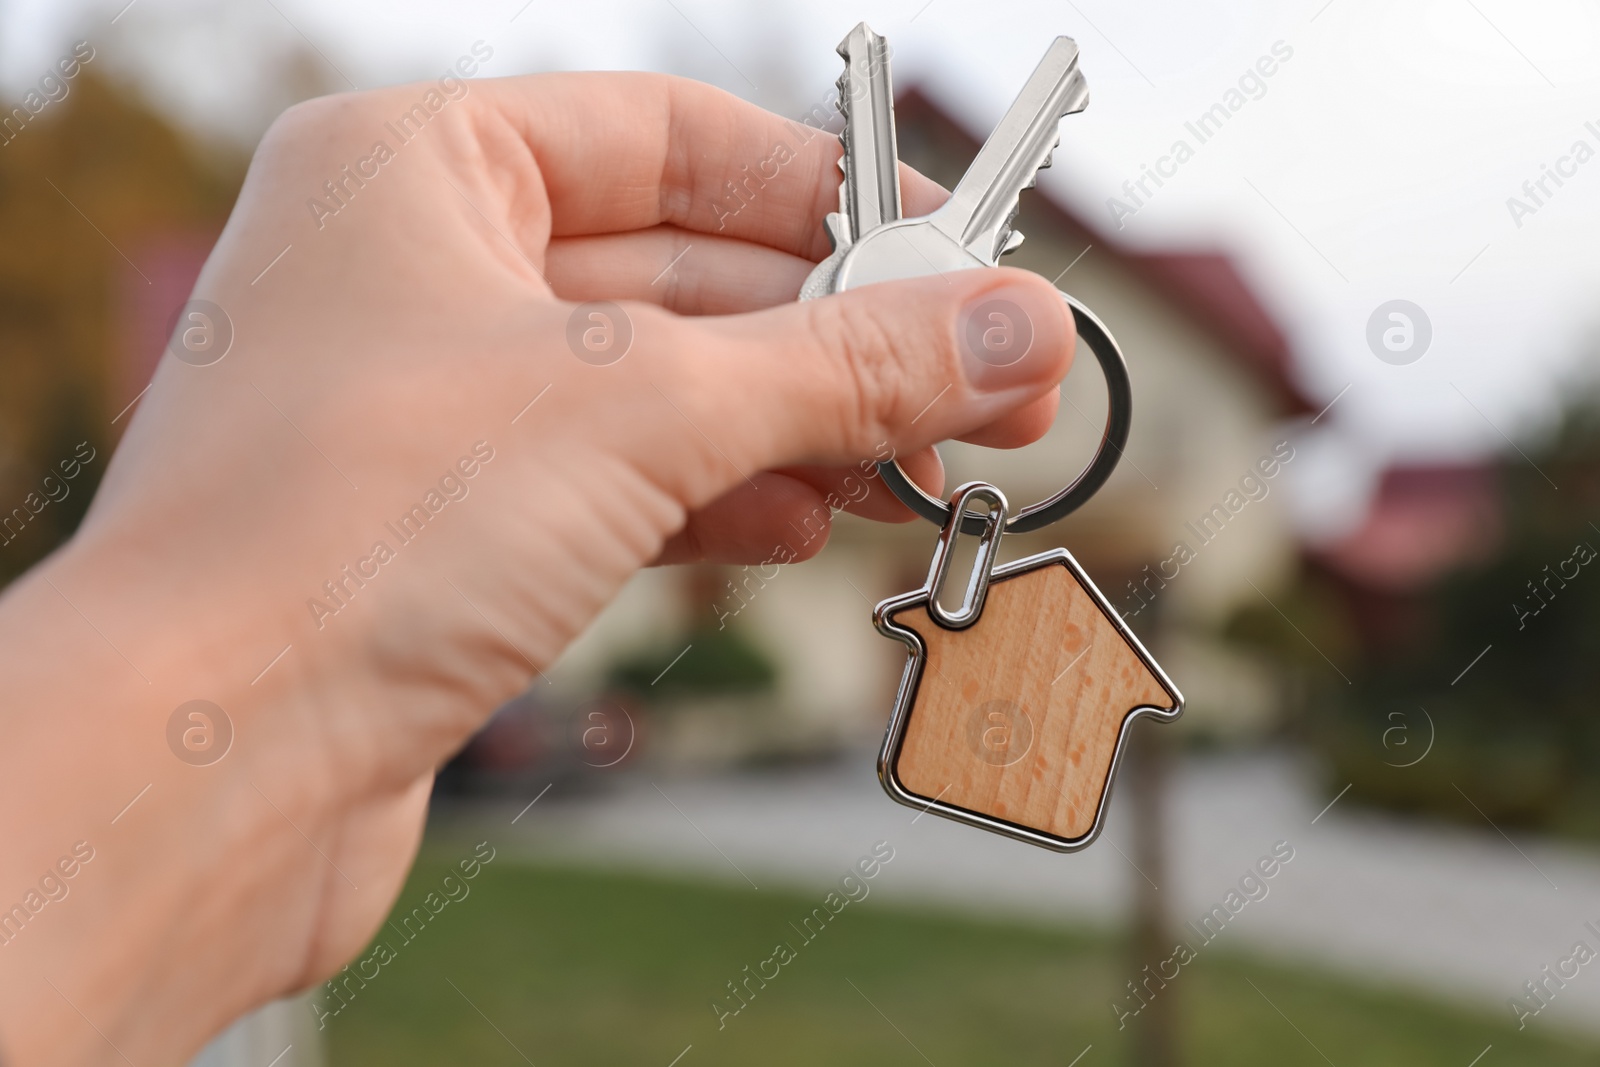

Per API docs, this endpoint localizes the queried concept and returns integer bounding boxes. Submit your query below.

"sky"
[4,0,1600,533]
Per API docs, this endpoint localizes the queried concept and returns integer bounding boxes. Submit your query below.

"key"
[831,35,1088,292]
[799,22,902,301]
[793,30,1178,853]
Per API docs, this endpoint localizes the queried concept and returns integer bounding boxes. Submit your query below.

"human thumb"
[688,266,1075,476]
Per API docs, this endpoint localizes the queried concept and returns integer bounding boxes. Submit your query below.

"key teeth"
[1038,130,1063,174]
[833,65,852,228]
[998,209,1024,257]
[824,212,851,252]
[985,110,1069,260]
[1061,69,1091,118]
[831,27,868,242]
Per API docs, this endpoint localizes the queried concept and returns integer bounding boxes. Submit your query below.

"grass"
[323,845,1600,1066]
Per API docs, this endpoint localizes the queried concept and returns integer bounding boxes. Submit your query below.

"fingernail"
[957,281,1068,392]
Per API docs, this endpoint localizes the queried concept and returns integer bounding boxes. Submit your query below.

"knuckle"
[257,92,383,178]
[263,92,361,148]
[262,86,460,164]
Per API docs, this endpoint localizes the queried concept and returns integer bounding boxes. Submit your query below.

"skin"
[0,72,1072,1064]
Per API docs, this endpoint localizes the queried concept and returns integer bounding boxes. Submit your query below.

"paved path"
[439,749,1600,1037]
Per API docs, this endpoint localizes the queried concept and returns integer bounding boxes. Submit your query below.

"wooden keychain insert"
[875,483,1182,852]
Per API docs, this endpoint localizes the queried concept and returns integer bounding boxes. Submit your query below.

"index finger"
[482,71,948,260]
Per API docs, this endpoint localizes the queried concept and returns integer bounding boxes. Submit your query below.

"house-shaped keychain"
[874,483,1183,852]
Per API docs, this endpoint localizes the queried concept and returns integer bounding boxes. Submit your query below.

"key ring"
[877,292,1132,535]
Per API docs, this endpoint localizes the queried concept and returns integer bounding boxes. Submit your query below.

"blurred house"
[1307,464,1503,653]
[1278,421,1600,832]
[549,86,1318,760]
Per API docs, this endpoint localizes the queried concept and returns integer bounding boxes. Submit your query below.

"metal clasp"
[924,482,1008,630]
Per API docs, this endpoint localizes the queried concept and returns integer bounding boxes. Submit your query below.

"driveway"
[438,748,1600,1037]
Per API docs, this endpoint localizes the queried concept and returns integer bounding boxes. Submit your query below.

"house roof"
[1310,465,1503,591]
[893,87,1314,418]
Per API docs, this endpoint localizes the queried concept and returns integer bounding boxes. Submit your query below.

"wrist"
[0,536,300,1064]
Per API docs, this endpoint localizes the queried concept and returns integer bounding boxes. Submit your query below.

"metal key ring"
[878,292,1132,536]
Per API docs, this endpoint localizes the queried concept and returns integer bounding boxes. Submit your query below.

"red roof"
[1132,252,1308,415]
[1312,465,1503,591]
[894,87,1313,417]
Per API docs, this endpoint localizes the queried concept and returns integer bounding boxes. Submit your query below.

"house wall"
[976,225,1300,627]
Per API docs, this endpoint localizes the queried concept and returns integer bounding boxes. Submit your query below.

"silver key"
[830,36,1088,292]
[799,22,902,301]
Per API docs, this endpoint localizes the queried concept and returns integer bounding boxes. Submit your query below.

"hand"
[0,71,1072,1063]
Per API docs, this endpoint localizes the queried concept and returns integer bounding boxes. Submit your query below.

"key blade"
[934,36,1089,264]
[836,22,902,240]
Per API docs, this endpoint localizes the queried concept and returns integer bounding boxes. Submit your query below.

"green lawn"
[323,845,1600,1066]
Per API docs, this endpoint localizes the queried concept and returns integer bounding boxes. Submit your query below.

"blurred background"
[6,0,1600,1063]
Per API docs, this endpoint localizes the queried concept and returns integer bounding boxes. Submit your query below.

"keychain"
[802,24,1183,851]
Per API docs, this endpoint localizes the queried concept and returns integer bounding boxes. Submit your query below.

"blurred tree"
[0,72,244,586]
[605,624,780,700]
[605,566,780,701]
[1229,400,1600,836]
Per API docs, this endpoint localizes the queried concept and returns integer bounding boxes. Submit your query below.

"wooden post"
[1128,724,1178,1067]
[1127,584,1179,1067]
